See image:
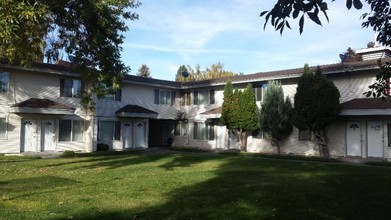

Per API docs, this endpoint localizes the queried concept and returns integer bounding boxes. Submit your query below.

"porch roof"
[116,105,158,118]
[10,98,75,115]
[340,98,391,116]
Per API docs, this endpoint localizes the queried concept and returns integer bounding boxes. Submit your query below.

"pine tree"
[137,64,151,78]
[259,80,292,154]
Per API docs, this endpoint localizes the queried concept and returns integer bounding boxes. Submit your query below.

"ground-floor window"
[59,120,84,141]
[174,121,188,136]
[98,121,121,142]
[193,122,214,140]
[0,117,6,139]
[252,128,263,139]
[298,128,311,141]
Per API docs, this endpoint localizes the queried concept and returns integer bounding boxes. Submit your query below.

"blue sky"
[122,0,376,81]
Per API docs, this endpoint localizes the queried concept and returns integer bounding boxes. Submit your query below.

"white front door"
[346,122,362,156]
[216,126,227,149]
[367,121,384,157]
[135,122,146,148]
[42,120,55,151]
[23,120,37,152]
[123,122,133,149]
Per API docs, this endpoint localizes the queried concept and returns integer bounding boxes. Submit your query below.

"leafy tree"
[221,82,258,151]
[259,80,293,154]
[176,62,236,82]
[137,64,151,78]
[0,0,141,111]
[261,0,390,47]
[292,65,340,158]
[262,0,391,107]
[342,47,363,62]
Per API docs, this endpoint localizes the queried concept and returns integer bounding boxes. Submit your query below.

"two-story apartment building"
[1,47,391,159]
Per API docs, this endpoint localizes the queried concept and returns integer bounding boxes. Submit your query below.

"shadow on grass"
[0,176,80,199]
[60,153,391,220]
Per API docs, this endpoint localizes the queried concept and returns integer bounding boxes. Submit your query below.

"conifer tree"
[259,80,292,154]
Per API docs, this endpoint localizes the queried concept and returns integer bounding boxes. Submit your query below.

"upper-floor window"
[254,84,267,102]
[193,89,214,105]
[181,92,191,106]
[102,89,121,102]
[0,71,9,94]
[60,79,82,98]
[154,89,176,105]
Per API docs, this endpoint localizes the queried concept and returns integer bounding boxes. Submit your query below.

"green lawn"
[1,150,391,220]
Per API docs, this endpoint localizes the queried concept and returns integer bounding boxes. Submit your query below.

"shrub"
[61,150,77,158]
[97,144,109,151]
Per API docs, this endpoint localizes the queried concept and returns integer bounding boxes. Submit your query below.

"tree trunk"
[314,129,329,158]
[237,129,247,152]
[276,140,281,154]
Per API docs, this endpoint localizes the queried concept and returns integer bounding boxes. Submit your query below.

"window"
[98,121,121,142]
[252,128,263,139]
[102,89,121,101]
[0,72,9,94]
[59,120,84,141]
[193,122,214,140]
[254,84,267,102]
[154,89,176,105]
[0,117,6,139]
[254,87,262,102]
[299,128,311,141]
[193,89,215,105]
[174,121,188,136]
[60,79,82,98]
[181,92,191,106]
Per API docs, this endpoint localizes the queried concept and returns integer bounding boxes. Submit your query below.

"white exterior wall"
[0,67,91,154]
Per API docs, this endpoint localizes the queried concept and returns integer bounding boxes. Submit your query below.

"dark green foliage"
[261,0,390,47]
[221,81,234,129]
[97,144,109,151]
[259,80,293,154]
[61,150,77,158]
[364,61,391,98]
[293,65,340,157]
[221,82,258,151]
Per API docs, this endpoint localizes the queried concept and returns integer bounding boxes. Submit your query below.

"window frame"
[193,122,214,140]
[154,89,176,105]
[0,71,9,94]
[58,119,84,142]
[60,79,83,98]
[98,121,121,142]
[101,89,121,102]
[0,117,7,139]
[193,89,215,105]
[298,128,311,141]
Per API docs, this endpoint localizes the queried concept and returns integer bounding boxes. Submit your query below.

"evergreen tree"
[137,64,151,78]
[293,65,340,158]
[221,82,258,151]
[221,80,234,129]
[259,80,292,154]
